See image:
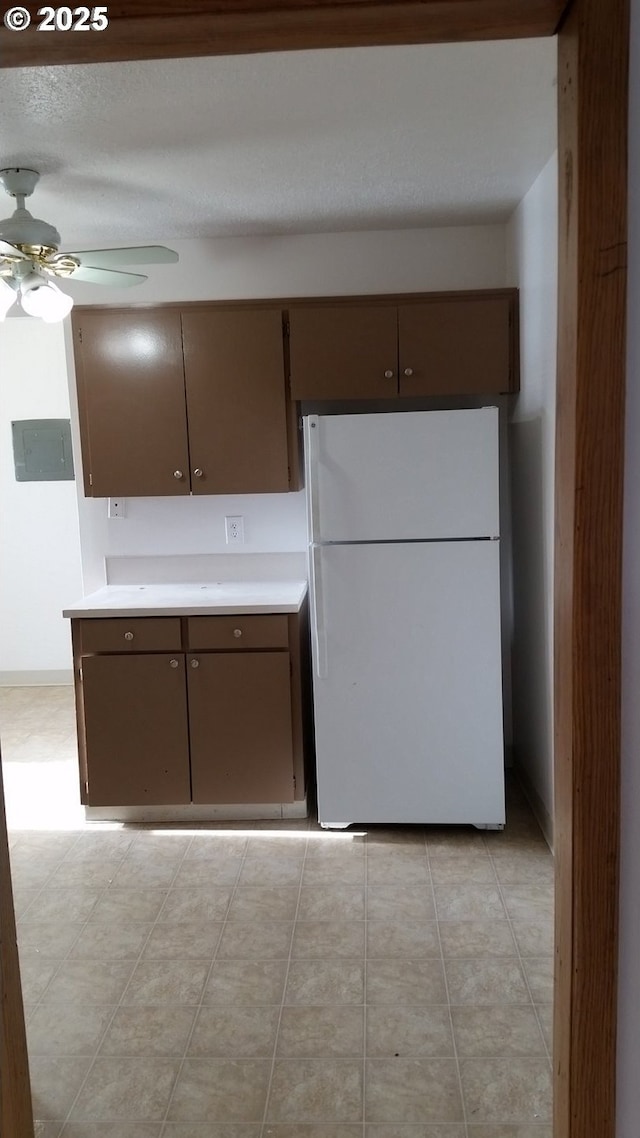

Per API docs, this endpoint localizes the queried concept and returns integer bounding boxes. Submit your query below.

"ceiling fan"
[0,167,179,322]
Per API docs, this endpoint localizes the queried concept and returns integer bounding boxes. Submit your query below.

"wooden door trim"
[0,5,628,1138]
[0,1,568,68]
[0,757,34,1138]
[553,2,628,1134]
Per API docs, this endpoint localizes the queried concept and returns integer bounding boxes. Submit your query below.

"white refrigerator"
[304,407,505,829]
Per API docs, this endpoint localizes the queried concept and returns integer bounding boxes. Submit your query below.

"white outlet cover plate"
[225,515,245,543]
[108,497,126,518]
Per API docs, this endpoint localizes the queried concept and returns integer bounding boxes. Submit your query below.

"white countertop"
[63,580,307,618]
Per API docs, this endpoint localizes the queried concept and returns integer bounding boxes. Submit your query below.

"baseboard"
[514,762,554,852]
[85,796,309,824]
[0,670,73,687]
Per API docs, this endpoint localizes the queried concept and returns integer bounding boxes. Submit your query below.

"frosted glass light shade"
[20,279,73,322]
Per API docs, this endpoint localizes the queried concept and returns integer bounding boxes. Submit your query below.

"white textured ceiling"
[0,38,556,249]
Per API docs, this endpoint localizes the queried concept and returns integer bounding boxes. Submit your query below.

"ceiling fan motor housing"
[0,167,40,200]
[0,168,61,251]
[0,209,61,251]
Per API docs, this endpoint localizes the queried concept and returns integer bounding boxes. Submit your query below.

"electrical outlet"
[108,497,126,518]
[225,515,245,544]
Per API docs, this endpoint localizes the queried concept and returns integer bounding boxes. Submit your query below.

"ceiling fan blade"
[0,238,28,260]
[59,245,178,269]
[67,264,148,287]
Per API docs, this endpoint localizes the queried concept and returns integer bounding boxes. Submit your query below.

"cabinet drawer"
[80,617,183,654]
[187,614,289,650]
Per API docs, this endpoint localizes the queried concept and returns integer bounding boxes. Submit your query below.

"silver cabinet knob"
[193,468,203,478]
[173,470,183,480]
[403,367,414,377]
[233,628,243,638]
[124,631,134,641]
[190,658,199,668]
[384,369,394,379]
[169,658,179,668]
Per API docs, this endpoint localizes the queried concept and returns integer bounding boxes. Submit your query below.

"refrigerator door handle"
[304,415,321,543]
[310,545,328,679]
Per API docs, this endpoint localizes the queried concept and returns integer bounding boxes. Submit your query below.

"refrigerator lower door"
[310,540,505,827]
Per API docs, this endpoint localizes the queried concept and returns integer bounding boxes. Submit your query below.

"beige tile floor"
[1,685,554,1138]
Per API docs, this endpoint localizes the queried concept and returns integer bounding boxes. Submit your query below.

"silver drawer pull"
[173,470,183,480]
[190,658,199,668]
[384,369,394,379]
[124,631,134,641]
[193,468,203,478]
[233,628,243,638]
[404,367,414,377]
[169,658,179,668]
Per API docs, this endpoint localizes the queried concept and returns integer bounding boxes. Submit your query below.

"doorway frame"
[0,3,629,1137]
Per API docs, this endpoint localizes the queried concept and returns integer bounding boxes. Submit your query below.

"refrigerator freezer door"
[304,408,500,542]
[311,540,505,826]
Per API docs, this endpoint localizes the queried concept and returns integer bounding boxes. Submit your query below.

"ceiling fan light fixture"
[0,168,179,300]
[20,277,73,322]
[0,275,18,320]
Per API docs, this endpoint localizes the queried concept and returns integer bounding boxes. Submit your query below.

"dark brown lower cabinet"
[187,652,294,804]
[81,653,191,806]
[73,612,306,809]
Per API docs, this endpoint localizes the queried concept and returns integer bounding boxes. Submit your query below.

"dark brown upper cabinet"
[73,305,296,498]
[288,290,518,400]
[73,308,191,498]
[398,295,514,396]
[182,308,290,494]
[288,304,399,400]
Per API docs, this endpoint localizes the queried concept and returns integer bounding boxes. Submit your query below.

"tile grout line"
[157,829,255,1137]
[17,824,136,1083]
[259,830,310,1137]
[57,828,197,1132]
[486,839,554,1070]
[8,700,555,1134]
[428,833,469,1138]
[8,690,135,1111]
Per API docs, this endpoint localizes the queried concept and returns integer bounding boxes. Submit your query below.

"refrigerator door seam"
[316,536,499,546]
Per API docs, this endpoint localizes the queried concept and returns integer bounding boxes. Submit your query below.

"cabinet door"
[188,652,294,804]
[289,305,399,399]
[398,296,513,396]
[182,308,290,494]
[73,309,191,497]
[81,654,191,805]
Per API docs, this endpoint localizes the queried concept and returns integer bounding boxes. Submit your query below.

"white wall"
[64,224,508,591]
[617,3,640,1131]
[505,153,558,838]
[62,225,508,307]
[0,320,83,680]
